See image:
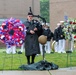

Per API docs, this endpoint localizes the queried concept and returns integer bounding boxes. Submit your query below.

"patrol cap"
[57,23,61,26]
[60,21,64,24]
[42,23,45,25]
[46,23,49,26]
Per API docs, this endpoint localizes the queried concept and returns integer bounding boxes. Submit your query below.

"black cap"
[28,12,33,15]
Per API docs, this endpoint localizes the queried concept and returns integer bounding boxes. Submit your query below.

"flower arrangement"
[0,17,26,47]
[63,18,76,41]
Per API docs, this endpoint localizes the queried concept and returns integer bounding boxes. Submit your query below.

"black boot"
[31,54,36,64]
[26,56,30,65]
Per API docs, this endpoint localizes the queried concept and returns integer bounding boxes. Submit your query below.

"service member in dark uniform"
[57,21,66,53]
[42,23,53,53]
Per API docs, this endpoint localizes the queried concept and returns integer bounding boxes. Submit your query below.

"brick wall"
[50,0,76,32]
[0,0,40,18]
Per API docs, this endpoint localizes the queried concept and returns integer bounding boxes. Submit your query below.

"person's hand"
[34,27,37,31]
[30,30,35,34]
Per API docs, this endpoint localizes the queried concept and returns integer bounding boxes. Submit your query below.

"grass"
[0,48,76,70]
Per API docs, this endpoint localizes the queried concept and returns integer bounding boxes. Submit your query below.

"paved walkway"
[50,67,76,75]
[0,67,76,75]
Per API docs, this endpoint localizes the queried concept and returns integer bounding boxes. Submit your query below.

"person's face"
[27,15,33,21]
[61,25,64,29]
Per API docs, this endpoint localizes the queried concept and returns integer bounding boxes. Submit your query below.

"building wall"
[0,0,40,18]
[49,0,76,32]
[49,0,76,50]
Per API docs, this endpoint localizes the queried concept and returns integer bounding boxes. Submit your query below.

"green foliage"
[40,0,49,22]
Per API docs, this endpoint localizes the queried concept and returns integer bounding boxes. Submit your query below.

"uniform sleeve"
[23,21,30,34]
